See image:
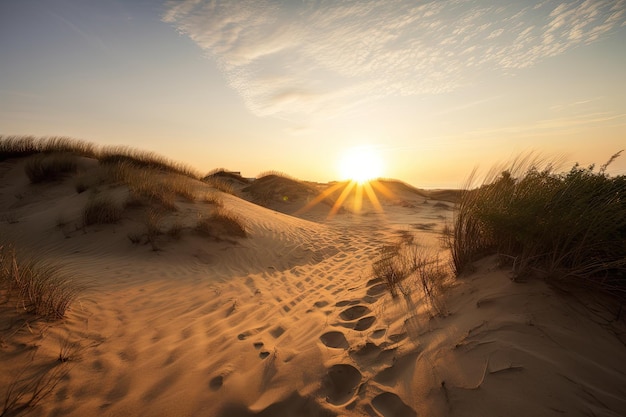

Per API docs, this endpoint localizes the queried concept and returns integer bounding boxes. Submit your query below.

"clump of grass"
[107,162,197,211]
[449,152,626,295]
[2,358,72,416]
[24,153,78,183]
[203,177,236,195]
[371,236,448,316]
[126,209,165,250]
[0,245,83,320]
[83,195,123,225]
[196,208,247,239]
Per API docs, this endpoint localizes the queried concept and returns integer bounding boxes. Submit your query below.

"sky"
[1,0,625,188]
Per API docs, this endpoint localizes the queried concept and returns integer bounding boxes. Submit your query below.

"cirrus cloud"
[163,0,625,119]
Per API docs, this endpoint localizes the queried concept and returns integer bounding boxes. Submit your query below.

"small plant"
[0,245,84,320]
[1,358,71,416]
[83,195,123,225]
[167,222,184,240]
[371,236,448,316]
[24,153,78,183]
[196,209,247,239]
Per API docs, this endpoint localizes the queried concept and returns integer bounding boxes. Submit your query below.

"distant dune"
[1,137,625,417]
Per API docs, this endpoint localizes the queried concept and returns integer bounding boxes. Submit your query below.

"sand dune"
[1,156,625,417]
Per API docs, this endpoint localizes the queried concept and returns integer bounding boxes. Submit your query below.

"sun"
[338,146,384,184]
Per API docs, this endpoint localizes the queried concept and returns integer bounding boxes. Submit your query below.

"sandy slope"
[1,157,625,417]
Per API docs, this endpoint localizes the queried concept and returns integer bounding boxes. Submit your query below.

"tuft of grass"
[83,195,123,225]
[24,153,78,183]
[196,208,247,239]
[2,358,72,416]
[108,162,197,211]
[448,152,626,295]
[371,236,448,316]
[0,245,84,320]
[203,177,236,195]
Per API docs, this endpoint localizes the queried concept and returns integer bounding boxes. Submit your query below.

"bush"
[24,153,78,183]
[449,152,626,294]
[83,195,123,225]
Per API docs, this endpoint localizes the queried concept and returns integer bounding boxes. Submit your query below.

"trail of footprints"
[222,276,417,416]
[316,277,417,417]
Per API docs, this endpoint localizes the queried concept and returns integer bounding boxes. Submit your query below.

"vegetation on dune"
[24,153,79,183]
[0,136,97,161]
[0,136,251,247]
[99,145,201,179]
[448,152,626,295]
[372,234,448,316]
[196,208,247,239]
[82,195,123,225]
[0,244,84,321]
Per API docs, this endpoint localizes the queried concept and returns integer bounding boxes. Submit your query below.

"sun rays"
[296,179,396,219]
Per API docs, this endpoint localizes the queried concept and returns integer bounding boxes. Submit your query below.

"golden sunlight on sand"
[1,138,625,417]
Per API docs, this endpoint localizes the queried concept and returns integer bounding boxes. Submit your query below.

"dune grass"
[448,152,626,295]
[83,195,123,225]
[372,235,448,315]
[0,136,97,161]
[105,162,197,211]
[196,208,247,239]
[24,153,79,183]
[0,245,83,320]
[99,145,200,179]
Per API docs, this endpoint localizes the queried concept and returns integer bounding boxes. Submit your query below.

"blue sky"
[1,0,625,187]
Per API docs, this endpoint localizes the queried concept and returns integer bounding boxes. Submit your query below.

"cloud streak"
[163,0,626,119]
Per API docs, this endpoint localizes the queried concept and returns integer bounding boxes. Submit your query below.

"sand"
[1,157,625,417]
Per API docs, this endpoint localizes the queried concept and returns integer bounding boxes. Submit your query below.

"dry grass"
[0,136,97,161]
[2,357,72,417]
[0,245,84,320]
[196,208,247,239]
[83,195,123,225]
[24,153,79,183]
[99,145,200,179]
[106,162,197,211]
[448,152,626,295]
[371,235,448,316]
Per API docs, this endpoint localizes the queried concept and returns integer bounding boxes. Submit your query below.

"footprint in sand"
[354,316,376,331]
[320,331,349,349]
[339,305,371,321]
[371,392,417,417]
[209,375,223,391]
[322,364,362,406]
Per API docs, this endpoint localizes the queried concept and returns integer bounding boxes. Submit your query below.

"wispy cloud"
[163,0,626,119]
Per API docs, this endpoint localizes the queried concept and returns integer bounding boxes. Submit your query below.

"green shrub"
[449,152,626,294]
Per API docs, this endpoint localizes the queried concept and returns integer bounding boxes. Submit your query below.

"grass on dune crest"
[99,145,201,179]
[0,135,199,180]
[448,151,626,296]
[0,136,98,161]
